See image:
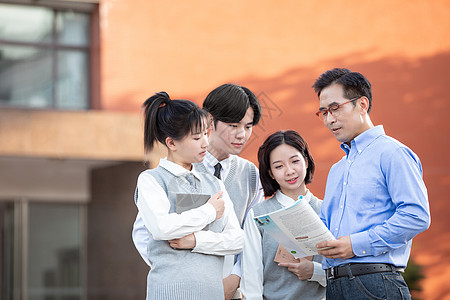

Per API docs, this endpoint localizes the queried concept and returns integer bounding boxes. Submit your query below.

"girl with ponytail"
[134,92,243,300]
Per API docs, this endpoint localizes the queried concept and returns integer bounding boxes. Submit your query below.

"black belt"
[326,263,404,280]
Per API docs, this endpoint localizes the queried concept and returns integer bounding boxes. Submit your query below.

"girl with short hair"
[241,130,326,300]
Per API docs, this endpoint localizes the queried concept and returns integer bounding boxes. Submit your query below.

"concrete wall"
[87,162,148,299]
[0,109,143,161]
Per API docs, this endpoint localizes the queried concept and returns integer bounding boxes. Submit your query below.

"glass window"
[56,11,90,46]
[0,3,91,110]
[0,44,53,108]
[0,202,16,300]
[0,201,86,300]
[28,203,85,300]
[0,5,53,43]
[57,50,89,109]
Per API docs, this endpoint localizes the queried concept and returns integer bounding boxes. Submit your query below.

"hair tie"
[159,102,166,108]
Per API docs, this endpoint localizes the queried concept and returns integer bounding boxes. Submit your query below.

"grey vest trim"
[251,193,326,300]
[142,166,225,299]
[195,156,258,226]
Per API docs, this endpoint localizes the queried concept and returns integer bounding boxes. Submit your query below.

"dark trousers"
[326,270,411,299]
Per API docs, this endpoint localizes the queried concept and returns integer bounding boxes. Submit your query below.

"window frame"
[0,198,88,300]
[0,1,97,110]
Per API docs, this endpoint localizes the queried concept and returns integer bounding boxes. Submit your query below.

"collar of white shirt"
[275,189,312,207]
[158,158,202,180]
[204,151,233,171]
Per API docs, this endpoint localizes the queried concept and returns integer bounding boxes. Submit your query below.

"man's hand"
[316,236,355,259]
[223,274,240,300]
[278,257,314,280]
[168,233,196,249]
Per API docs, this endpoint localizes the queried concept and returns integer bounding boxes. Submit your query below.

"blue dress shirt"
[320,125,430,269]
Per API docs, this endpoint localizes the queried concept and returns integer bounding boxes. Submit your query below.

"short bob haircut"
[203,83,261,126]
[258,130,315,197]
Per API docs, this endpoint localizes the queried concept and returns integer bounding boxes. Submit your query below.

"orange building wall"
[99,1,450,299]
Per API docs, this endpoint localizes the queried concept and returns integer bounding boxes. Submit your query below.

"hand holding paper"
[316,235,355,259]
[207,191,225,220]
[278,256,314,280]
[254,197,335,258]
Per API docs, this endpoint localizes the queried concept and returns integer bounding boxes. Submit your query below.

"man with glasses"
[312,68,430,299]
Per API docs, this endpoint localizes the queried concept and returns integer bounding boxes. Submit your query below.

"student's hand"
[223,274,240,300]
[278,257,314,280]
[316,236,355,259]
[207,191,225,220]
[168,233,196,249]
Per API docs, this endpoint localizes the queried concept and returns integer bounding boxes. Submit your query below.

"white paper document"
[254,198,335,258]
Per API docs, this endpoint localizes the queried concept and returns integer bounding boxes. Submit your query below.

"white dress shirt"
[135,158,243,262]
[240,190,326,299]
[201,152,264,278]
[202,152,264,218]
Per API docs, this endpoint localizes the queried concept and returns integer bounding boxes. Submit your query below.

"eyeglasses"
[315,97,360,121]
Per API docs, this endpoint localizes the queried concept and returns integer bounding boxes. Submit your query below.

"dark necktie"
[213,163,222,179]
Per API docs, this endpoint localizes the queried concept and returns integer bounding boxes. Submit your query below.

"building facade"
[0,1,149,299]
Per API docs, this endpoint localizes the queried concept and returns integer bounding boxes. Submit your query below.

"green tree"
[403,258,425,300]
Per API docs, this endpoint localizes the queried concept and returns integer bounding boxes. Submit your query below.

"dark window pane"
[0,45,52,108]
[28,203,84,300]
[57,50,89,109]
[0,202,16,300]
[0,4,53,43]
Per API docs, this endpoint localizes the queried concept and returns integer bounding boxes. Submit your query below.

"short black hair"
[203,83,261,125]
[258,130,315,197]
[312,68,373,113]
[142,92,208,152]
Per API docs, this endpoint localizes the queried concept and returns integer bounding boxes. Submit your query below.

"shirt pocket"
[347,181,390,211]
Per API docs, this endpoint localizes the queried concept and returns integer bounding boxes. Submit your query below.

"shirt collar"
[204,151,232,170]
[158,158,202,179]
[340,125,385,155]
[275,189,312,207]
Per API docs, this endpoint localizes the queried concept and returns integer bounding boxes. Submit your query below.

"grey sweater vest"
[143,166,225,300]
[195,155,258,227]
[252,193,325,300]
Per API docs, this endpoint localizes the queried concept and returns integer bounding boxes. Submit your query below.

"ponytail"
[142,92,171,152]
[142,92,208,153]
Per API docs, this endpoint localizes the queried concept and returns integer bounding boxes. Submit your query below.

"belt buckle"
[327,267,335,280]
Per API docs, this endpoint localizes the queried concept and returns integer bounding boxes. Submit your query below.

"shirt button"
[348,160,351,164]
[383,252,386,254]
[340,205,343,209]
[362,251,366,254]
[343,182,347,186]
